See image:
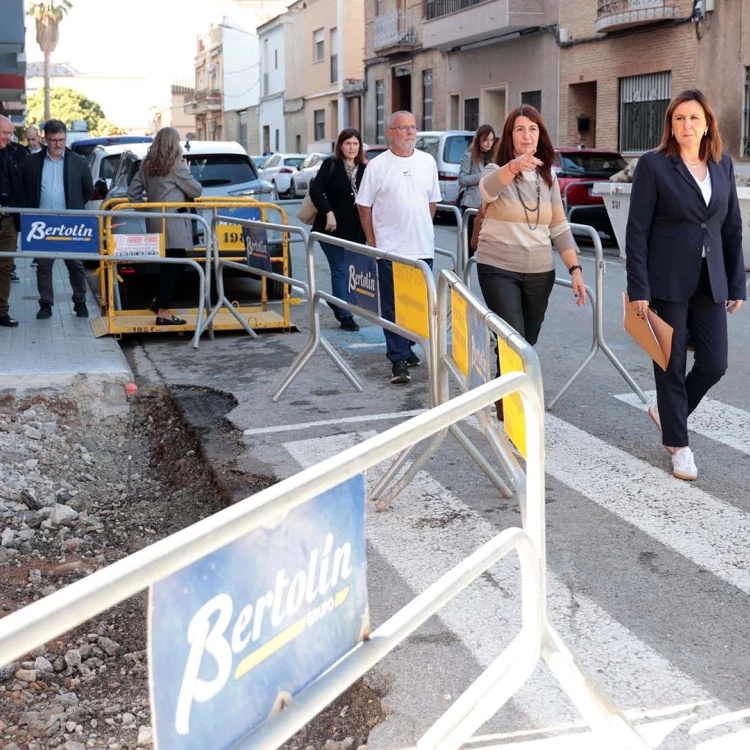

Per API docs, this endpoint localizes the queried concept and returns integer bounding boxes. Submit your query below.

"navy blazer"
[625,150,745,304]
[21,147,94,212]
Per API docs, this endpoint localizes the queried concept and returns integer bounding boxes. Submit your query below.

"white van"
[414,130,474,206]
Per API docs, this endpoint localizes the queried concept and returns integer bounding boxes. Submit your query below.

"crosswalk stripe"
[544,413,750,594]
[283,431,717,733]
[614,390,750,457]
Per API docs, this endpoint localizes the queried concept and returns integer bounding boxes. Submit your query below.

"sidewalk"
[0,256,132,415]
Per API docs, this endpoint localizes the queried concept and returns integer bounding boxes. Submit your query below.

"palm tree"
[27,1,73,123]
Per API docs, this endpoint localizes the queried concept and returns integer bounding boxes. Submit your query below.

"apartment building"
[151,83,196,140]
[363,0,444,146]
[185,26,227,141]
[0,0,26,124]
[284,0,365,153]
[422,0,560,143]
[259,12,293,153]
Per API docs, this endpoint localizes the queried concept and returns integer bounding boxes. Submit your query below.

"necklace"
[513,171,541,230]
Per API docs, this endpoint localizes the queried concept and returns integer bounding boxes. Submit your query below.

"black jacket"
[21,147,94,211]
[0,147,24,231]
[626,150,745,304]
[310,158,367,243]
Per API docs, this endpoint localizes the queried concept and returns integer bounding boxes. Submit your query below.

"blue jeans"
[320,240,354,321]
[378,258,433,364]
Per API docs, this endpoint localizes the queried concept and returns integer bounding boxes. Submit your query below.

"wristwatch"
[568,264,582,275]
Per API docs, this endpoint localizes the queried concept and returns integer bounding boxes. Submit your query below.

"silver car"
[290,153,331,198]
[414,130,474,206]
[258,153,307,199]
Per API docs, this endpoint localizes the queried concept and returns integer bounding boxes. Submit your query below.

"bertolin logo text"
[175,532,353,735]
[26,220,94,242]
[348,265,376,294]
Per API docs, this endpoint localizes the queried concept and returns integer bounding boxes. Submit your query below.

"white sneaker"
[648,403,675,454]
[672,447,697,481]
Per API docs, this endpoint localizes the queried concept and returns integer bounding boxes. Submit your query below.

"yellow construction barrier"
[91,199,292,337]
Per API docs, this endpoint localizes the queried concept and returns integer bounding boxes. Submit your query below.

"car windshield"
[187,154,259,186]
[557,153,628,177]
[284,157,305,168]
[444,136,473,164]
[367,149,386,160]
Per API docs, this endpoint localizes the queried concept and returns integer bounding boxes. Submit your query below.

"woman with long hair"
[626,89,744,481]
[309,128,367,331]
[476,105,586,419]
[458,124,495,252]
[127,127,202,325]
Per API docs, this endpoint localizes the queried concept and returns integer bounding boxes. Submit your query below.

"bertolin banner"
[148,475,368,750]
[345,250,378,314]
[20,214,101,253]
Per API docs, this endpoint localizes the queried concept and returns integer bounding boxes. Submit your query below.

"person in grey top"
[458,125,495,256]
[127,127,202,325]
[21,119,94,319]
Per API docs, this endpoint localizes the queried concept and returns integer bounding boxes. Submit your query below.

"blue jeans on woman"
[320,240,354,321]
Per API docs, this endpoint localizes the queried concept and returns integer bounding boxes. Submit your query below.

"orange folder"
[623,292,673,371]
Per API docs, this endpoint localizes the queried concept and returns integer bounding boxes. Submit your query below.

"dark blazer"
[310,157,367,243]
[0,147,24,230]
[626,150,745,304]
[21,147,94,211]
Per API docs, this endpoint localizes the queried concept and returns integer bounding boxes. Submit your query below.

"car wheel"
[272,182,280,202]
[267,252,292,299]
[290,182,298,199]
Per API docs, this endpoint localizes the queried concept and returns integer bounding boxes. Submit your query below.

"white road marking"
[243,409,426,436]
[545,413,750,594]
[615,390,750,457]
[283,431,717,732]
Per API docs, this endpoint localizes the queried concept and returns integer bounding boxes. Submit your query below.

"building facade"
[284,0,365,154]
[362,0,444,146]
[422,0,560,143]
[151,83,196,140]
[259,11,294,153]
[0,0,26,124]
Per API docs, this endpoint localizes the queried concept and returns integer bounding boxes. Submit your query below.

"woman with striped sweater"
[476,105,587,418]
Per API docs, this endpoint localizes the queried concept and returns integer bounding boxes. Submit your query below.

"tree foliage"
[27,87,107,133]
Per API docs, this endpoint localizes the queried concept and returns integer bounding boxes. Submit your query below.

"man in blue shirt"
[21,119,93,319]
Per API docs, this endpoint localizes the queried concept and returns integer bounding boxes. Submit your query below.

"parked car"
[250,154,272,170]
[258,153,306,198]
[71,135,153,159]
[290,153,330,198]
[553,148,628,241]
[85,143,140,212]
[414,130,474,206]
[365,145,389,161]
[102,141,286,299]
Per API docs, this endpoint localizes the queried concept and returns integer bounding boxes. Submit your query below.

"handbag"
[296,158,336,225]
[470,203,485,251]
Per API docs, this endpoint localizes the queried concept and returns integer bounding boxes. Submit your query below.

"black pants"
[36,258,87,306]
[155,248,186,311]
[651,260,728,448]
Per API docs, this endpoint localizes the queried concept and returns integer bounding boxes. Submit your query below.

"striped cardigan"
[476,163,576,273]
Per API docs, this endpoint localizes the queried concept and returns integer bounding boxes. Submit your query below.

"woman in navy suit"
[626,89,745,481]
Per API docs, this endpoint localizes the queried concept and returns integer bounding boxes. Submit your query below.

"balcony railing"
[596,0,681,33]
[185,88,222,115]
[374,8,419,51]
[425,0,491,21]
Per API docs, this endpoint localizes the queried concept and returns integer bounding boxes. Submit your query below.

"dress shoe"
[74,302,89,318]
[156,315,186,326]
[10,271,19,283]
[0,314,19,327]
[36,303,52,320]
[495,399,504,421]
[339,317,360,331]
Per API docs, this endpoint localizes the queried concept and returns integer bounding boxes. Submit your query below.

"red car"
[553,148,628,240]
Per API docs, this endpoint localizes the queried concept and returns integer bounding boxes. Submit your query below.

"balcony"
[423,0,546,50]
[184,88,222,116]
[595,0,681,33]
[374,8,420,52]
[0,0,24,54]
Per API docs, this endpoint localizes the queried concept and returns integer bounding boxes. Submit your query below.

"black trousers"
[651,260,728,448]
[36,258,87,306]
[155,247,186,310]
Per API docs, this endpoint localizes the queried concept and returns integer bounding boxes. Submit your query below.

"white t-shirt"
[356,148,441,259]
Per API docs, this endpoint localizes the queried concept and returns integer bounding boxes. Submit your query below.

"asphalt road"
[119,209,750,749]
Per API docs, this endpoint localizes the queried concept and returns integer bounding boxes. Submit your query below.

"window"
[185,155,258,187]
[296,134,302,152]
[274,49,278,69]
[314,109,325,140]
[521,90,542,112]
[375,0,384,15]
[743,68,750,157]
[376,80,385,144]
[464,98,479,131]
[313,28,325,62]
[275,129,280,151]
[619,71,671,152]
[423,70,433,130]
[330,28,338,84]
[239,110,248,149]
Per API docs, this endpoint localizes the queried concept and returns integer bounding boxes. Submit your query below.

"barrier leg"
[546,339,598,410]
[448,424,513,498]
[370,444,419,505]
[596,336,648,404]
[190,266,207,350]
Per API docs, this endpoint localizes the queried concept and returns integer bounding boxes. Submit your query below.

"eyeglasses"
[390,125,419,133]
[46,137,66,145]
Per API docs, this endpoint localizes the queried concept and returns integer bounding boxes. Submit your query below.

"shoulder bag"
[297,158,336,225]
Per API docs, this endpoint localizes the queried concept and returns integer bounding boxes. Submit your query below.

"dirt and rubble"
[0,385,384,750]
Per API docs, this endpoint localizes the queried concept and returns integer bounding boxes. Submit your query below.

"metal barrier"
[460,215,647,409]
[0,367,647,750]
[435,202,464,275]
[0,206,210,348]
[562,180,599,219]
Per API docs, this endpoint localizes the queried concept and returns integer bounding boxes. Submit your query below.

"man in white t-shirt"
[357,110,441,384]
